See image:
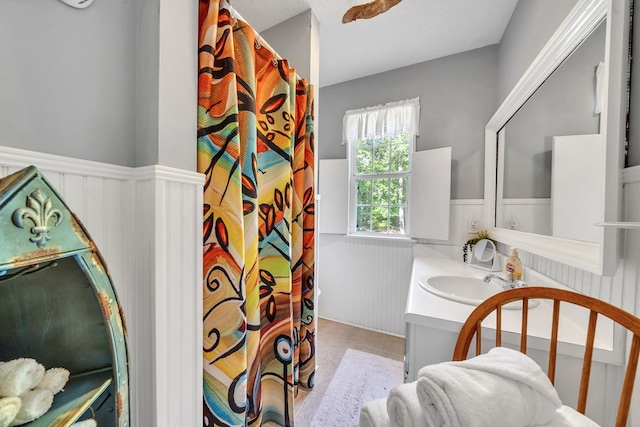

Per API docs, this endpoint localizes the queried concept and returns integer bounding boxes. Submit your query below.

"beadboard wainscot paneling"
[496,166,640,425]
[318,233,414,336]
[620,166,640,425]
[496,198,552,236]
[0,148,137,312]
[132,166,203,427]
[0,145,204,427]
[317,199,485,335]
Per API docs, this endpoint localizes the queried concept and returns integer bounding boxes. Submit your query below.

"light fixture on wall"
[342,0,402,23]
[57,0,94,9]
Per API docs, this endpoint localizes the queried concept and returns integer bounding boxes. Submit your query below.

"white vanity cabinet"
[404,257,624,425]
[404,323,459,382]
[403,257,479,382]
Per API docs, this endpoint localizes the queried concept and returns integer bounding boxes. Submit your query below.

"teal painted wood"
[0,166,130,427]
[28,371,112,426]
[77,252,130,426]
[0,166,91,269]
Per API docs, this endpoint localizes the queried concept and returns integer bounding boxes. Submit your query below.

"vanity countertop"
[405,257,618,363]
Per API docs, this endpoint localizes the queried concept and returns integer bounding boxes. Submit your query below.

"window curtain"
[197,1,316,426]
[342,97,420,146]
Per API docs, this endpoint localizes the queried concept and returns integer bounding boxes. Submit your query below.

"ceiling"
[230,0,519,87]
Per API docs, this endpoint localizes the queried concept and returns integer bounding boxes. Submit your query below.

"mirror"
[497,20,606,239]
[484,0,627,276]
[469,239,500,272]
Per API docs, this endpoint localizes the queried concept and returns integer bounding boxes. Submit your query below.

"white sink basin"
[418,275,539,309]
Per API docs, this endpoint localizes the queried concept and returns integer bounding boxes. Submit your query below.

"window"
[343,98,420,236]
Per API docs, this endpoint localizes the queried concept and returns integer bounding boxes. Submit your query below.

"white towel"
[0,359,45,398]
[0,397,21,427]
[416,347,561,427]
[71,419,98,427]
[359,397,390,427]
[36,367,70,395]
[8,389,53,426]
[386,382,423,427]
[536,406,601,427]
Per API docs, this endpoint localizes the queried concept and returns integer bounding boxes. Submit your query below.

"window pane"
[373,136,389,146]
[358,139,373,149]
[372,206,388,232]
[390,143,410,172]
[389,178,407,205]
[356,147,372,174]
[373,144,390,173]
[356,206,372,231]
[389,206,404,233]
[391,133,409,144]
[357,179,372,205]
[372,179,389,206]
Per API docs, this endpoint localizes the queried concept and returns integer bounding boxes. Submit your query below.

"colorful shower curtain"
[197,1,316,426]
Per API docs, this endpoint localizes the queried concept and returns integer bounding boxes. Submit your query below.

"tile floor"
[293,317,405,426]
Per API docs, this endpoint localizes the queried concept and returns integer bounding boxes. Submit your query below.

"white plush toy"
[0,359,71,427]
[0,359,44,398]
[36,368,70,395]
[0,397,21,427]
[8,389,53,427]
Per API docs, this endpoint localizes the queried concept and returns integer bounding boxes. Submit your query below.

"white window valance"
[342,97,420,146]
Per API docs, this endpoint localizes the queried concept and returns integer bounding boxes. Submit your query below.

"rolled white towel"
[386,382,423,427]
[70,419,98,427]
[0,397,21,427]
[8,389,53,426]
[36,368,70,395]
[416,347,561,427]
[535,405,601,427]
[0,359,45,398]
[359,397,390,427]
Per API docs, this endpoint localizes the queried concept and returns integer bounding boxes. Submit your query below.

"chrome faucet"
[483,274,526,290]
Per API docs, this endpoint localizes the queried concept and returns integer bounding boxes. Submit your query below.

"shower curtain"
[197,1,316,426]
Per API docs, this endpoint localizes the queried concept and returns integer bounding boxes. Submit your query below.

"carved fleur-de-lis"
[12,189,63,248]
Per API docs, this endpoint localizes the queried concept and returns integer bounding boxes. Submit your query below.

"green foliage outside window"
[354,133,410,234]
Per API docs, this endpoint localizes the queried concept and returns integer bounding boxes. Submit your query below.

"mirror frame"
[483,0,628,276]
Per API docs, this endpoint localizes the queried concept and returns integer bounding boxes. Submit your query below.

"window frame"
[347,132,416,237]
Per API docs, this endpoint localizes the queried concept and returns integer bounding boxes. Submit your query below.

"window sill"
[345,233,417,243]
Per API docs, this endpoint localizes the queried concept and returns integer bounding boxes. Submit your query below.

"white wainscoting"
[318,199,485,336]
[497,198,552,236]
[508,172,640,425]
[318,165,640,423]
[318,233,414,336]
[0,146,203,427]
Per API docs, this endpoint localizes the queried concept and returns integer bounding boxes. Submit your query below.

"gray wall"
[628,5,640,166]
[497,0,580,102]
[319,45,498,200]
[0,0,137,166]
[0,0,197,170]
[136,0,160,167]
[262,11,313,81]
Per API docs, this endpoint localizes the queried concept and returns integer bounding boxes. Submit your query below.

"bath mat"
[310,348,403,426]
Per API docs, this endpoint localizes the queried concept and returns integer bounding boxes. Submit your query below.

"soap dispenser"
[505,247,522,282]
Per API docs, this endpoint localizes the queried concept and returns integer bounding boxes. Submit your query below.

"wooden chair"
[451,287,640,427]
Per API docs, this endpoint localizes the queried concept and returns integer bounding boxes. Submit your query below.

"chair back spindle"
[452,287,640,426]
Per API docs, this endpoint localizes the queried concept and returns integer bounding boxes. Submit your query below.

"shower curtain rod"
[222,0,301,81]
